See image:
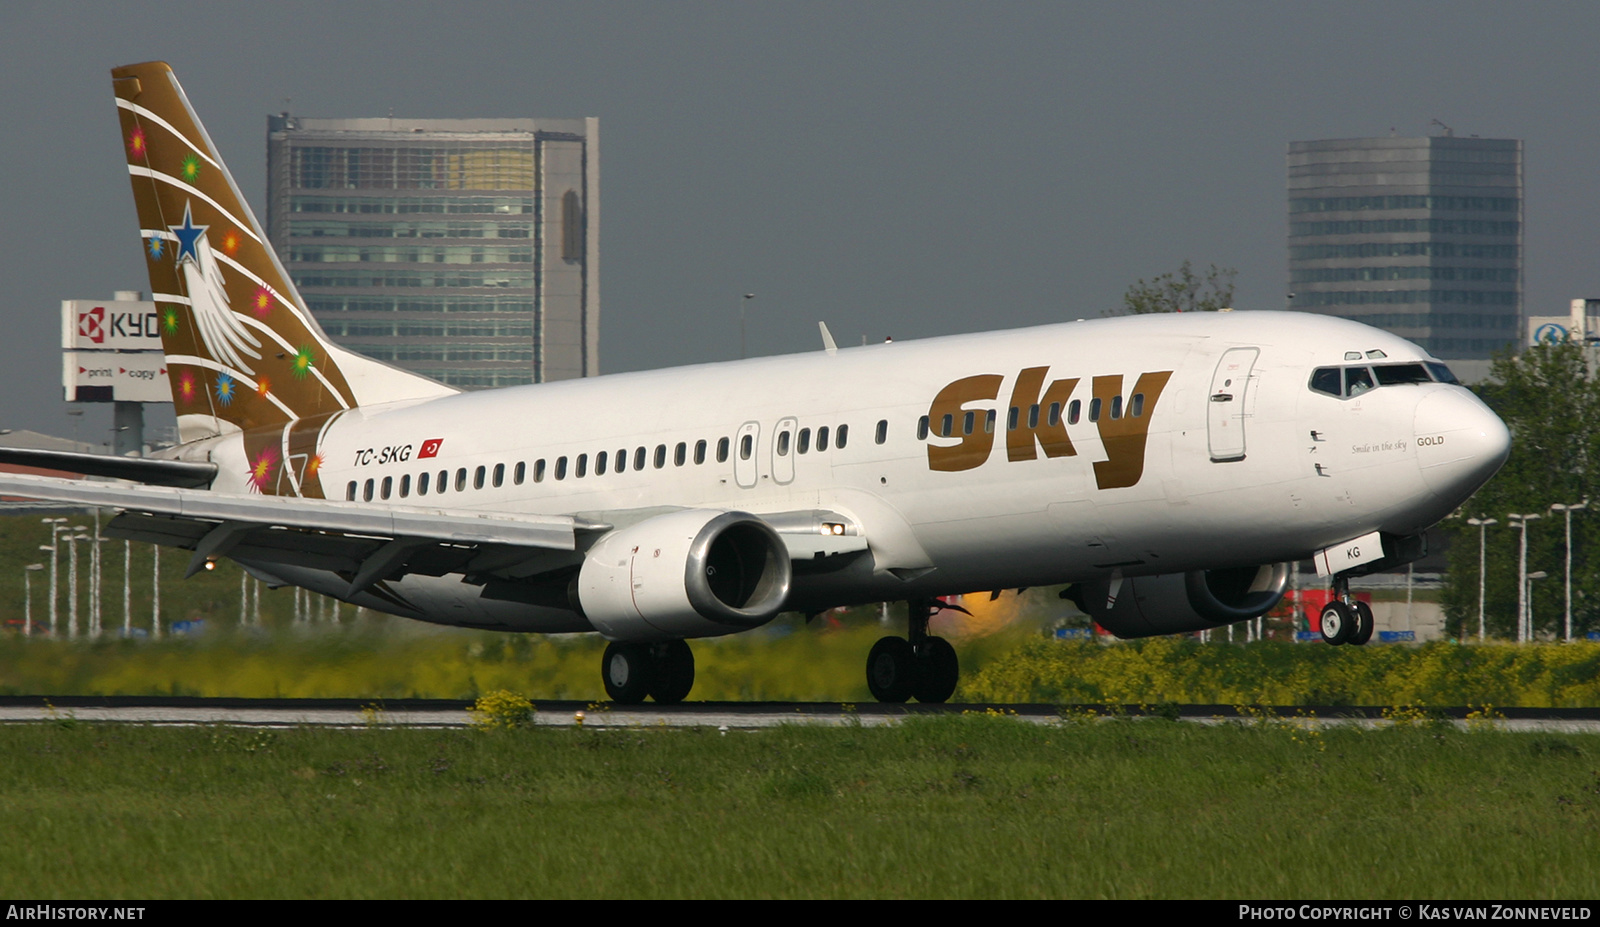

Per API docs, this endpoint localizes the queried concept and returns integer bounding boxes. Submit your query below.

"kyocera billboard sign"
[61,300,163,351]
[63,352,169,403]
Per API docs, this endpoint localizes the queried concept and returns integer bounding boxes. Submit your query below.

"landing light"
[821,523,846,536]
[203,559,216,572]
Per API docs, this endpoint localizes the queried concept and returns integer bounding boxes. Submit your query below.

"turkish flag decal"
[418,438,444,459]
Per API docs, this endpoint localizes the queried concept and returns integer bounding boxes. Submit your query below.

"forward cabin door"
[1207,347,1259,462]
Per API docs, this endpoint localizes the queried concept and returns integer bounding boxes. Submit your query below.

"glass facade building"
[1287,137,1522,361]
[267,116,598,389]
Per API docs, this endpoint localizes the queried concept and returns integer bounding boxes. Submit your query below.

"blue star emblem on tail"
[169,202,207,265]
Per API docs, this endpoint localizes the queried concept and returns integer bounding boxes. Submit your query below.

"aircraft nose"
[1414,387,1511,500]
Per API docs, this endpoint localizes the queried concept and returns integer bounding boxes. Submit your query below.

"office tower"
[1288,136,1521,367]
[268,115,598,388]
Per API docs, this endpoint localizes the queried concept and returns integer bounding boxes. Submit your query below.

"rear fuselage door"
[734,420,761,488]
[1208,347,1259,462]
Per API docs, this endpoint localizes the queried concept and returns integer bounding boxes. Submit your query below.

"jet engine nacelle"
[1074,563,1291,639]
[577,509,793,642]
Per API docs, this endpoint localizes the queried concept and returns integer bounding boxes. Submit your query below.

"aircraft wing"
[0,472,599,595]
[0,473,869,597]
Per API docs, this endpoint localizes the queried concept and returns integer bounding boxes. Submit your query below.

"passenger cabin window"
[1089,398,1102,422]
[534,459,546,482]
[616,449,627,472]
[364,479,375,502]
[694,439,707,464]
[1110,396,1122,420]
[777,431,791,456]
[1047,402,1061,427]
[576,454,588,478]
[492,463,504,488]
[555,457,568,480]
[837,424,848,447]
[740,434,753,460]
[939,415,953,438]
[437,470,448,493]
[634,447,646,471]
[717,437,730,463]
[399,474,411,498]
[381,476,392,500]
[963,411,975,436]
[346,481,357,501]
[876,419,888,444]
[984,410,996,434]
[596,451,608,475]
[654,445,667,469]
[675,442,687,466]
[1028,404,1040,428]
[419,472,431,495]
[818,425,831,450]
[1131,393,1145,418]
[514,462,525,485]
[917,416,929,440]
[1007,408,1019,431]
[474,466,486,490]
[798,428,811,454]
[1068,400,1081,425]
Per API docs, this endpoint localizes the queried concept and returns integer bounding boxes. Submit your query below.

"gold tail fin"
[112,62,454,447]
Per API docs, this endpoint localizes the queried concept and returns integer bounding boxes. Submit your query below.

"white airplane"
[0,62,1511,703]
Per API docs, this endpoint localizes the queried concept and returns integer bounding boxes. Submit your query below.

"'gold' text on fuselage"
[926,367,1173,489]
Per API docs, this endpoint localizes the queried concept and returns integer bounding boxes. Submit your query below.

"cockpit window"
[1310,360,1458,399]
[1425,362,1460,385]
[1373,363,1432,386]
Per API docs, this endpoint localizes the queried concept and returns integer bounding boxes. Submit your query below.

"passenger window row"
[772,421,872,457]
[341,421,887,502]
[915,397,1147,440]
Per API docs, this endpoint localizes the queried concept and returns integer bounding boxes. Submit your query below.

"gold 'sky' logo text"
[926,367,1173,490]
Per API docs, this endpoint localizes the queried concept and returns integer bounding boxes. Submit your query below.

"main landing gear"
[602,640,696,705]
[866,597,960,703]
[1318,575,1373,646]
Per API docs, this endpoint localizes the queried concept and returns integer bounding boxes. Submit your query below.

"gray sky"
[2,1,1597,444]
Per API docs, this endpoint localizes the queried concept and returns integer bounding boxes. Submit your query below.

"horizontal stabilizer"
[0,447,217,488]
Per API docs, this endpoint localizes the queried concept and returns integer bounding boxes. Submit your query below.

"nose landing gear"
[1318,575,1373,646]
[866,597,961,703]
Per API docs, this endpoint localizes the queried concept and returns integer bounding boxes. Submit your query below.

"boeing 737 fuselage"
[0,63,1511,704]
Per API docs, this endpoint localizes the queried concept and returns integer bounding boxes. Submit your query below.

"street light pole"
[1467,518,1497,641]
[1550,500,1588,642]
[23,564,43,637]
[1528,571,1549,639]
[1508,513,1541,643]
[40,518,66,638]
[739,293,755,360]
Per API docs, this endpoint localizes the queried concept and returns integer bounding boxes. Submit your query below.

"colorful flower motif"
[291,345,315,378]
[248,446,279,492]
[127,127,146,159]
[305,453,324,478]
[162,306,180,334]
[252,286,274,317]
[255,376,271,398]
[180,153,201,183]
[146,236,165,260]
[221,230,240,255]
[177,370,196,403]
[214,373,236,406]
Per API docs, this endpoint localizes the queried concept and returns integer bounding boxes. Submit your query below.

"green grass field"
[1,716,1597,899]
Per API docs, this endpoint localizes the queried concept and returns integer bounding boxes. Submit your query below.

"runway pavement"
[1,697,1598,732]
